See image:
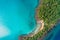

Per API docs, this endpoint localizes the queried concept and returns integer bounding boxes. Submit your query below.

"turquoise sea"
[0,0,39,40]
[44,22,60,40]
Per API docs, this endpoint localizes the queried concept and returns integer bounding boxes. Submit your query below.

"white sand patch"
[0,24,11,38]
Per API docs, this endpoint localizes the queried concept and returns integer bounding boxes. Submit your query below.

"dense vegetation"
[23,0,60,40]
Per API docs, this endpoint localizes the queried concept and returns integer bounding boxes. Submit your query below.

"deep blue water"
[44,22,60,40]
[0,0,39,40]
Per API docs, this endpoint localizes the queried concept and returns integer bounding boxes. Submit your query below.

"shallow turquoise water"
[0,0,39,40]
[44,22,60,40]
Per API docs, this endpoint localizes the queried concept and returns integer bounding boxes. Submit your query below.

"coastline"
[34,0,59,40]
[24,0,44,37]
[20,0,60,40]
[19,0,44,39]
[23,0,60,40]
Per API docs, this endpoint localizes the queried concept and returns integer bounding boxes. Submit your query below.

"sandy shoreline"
[19,0,44,39]
[20,0,60,40]
[23,0,44,37]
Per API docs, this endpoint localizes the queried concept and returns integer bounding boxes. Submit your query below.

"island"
[20,0,60,40]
